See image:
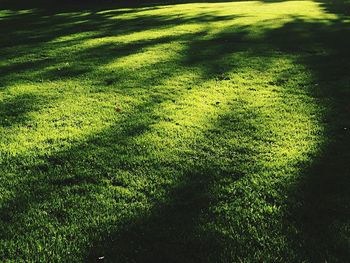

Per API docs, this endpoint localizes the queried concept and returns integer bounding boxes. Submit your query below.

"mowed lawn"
[0,0,349,262]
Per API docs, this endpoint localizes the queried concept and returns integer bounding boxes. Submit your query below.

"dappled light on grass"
[1,0,350,262]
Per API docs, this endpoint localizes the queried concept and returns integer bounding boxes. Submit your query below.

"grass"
[0,0,349,262]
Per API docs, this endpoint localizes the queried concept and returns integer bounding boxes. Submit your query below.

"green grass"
[0,0,349,262]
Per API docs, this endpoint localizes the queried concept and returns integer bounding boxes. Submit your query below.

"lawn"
[0,0,349,262]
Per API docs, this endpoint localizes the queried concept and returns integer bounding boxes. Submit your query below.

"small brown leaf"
[115,107,122,112]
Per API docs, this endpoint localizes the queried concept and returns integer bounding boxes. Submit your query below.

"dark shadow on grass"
[1,0,350,262]
[0,93,49,127]
[87,167,226,263]
[0,0,279,12]
[1,0,349,18]
[86,104,266,263]
[263,17,350,262]
[317,0,350,17]
[84,14,350,263]
[0,17,276,260]
[0,4,242,87]
[0,82,260,262]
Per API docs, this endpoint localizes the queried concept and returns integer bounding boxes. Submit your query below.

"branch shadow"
[0,4,243,87]
[0,93,52,127]
[85,99,269,263]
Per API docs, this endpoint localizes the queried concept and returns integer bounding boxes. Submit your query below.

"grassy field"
[0,0,349,262]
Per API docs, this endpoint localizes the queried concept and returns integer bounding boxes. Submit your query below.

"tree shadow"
[0,3,243,88]
[262,16,350,262]
[1,0,350,262]
[0,72,263,261]
[0,0,278,13]
[83,11,350,263]
[1,14,287,260]
[0,93,51,127]
[87,168,228,263]
[317,0,350,17]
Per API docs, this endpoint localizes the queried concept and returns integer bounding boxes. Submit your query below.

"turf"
[0,0,349,262]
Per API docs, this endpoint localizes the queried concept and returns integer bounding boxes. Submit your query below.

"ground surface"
[0,0,350,262]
